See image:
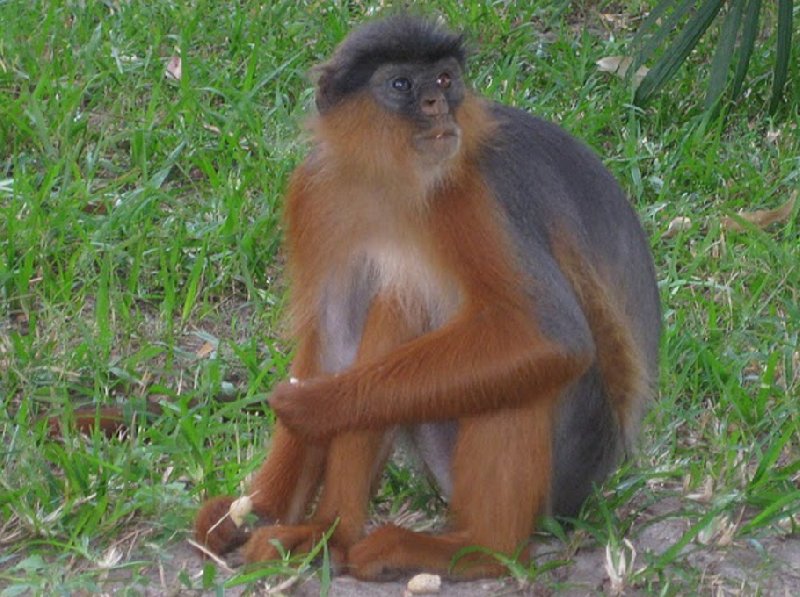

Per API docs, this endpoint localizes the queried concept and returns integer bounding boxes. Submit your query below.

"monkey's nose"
[421,95,448,116]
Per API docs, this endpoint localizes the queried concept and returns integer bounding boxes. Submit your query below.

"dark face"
[368,58,465,163]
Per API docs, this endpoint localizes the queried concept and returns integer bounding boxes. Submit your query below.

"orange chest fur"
[311,210,462,373]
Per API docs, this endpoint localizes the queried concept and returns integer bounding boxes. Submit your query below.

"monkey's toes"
[243,524,345,571]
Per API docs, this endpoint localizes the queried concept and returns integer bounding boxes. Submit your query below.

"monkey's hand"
[268,378,341,440]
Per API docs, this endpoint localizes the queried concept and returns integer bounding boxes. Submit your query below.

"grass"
[1,0,798,594]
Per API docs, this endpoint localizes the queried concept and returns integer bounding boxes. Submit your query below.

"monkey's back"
[479,103,659,372]
[478,103,661,515]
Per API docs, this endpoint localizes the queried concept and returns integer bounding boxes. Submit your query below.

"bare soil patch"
[92,498,799,595]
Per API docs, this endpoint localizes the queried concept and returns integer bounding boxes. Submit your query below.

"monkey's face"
[368,58,465,164]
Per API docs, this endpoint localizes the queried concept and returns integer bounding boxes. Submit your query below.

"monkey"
[194,15,661,581]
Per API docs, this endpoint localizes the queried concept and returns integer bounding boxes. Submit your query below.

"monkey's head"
[314,15,469,165]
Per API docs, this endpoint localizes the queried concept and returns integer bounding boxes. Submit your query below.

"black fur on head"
[313,15,467,113]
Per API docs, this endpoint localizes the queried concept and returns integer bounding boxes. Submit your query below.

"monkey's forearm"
[271,307,593,437]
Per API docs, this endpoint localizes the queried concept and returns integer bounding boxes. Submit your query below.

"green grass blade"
[181,243,207,324]
[731,0,763,101]
[635,0,725,105]
[654,507,726,567]
[749,426,794,490]
[705,0,745,109]
[96,254,112,357]
[740,490,800,534]
[768,0,794,113]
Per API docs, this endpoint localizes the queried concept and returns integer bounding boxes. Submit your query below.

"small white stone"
[406,573,441,594]
[289,377,299,385]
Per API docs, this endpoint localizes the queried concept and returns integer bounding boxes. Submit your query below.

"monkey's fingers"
[195,496,250,556]
[268,381,337,440]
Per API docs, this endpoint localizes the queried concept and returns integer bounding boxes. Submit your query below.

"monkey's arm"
[271,169,596,439]
[270,298,594,439]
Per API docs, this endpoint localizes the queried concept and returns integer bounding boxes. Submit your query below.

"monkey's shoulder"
[477,102,633,229]
[482,103,610,174]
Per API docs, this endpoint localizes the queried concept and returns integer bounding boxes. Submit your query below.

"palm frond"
[631,0,795,115]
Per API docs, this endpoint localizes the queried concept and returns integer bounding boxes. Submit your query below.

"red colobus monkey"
[196,15,660,580]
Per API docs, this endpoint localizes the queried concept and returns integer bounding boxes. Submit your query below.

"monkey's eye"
[436,73,452,89]
[391,77,412,91]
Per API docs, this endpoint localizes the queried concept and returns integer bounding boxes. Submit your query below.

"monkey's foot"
[243,523,345,568]
[195,496,250,556]
[347,524,507,581]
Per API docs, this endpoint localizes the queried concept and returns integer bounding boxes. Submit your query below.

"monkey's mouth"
[415,127,460,147]
[423,128,459,141]
[413,126,461,161]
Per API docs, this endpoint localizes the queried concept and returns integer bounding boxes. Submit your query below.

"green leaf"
[1,586,34,597]
[181,243,207,323]
[633,0,696,71]
[635,0,725,105]
[654,507,725,567]
[201,562,217,589]
[740,490,800,534]
[749,426,795,490]
[731,0,762,101]
[769,0,794,113]
[705,0,745,109]
[631,0,674,43]
[96,253,112,354]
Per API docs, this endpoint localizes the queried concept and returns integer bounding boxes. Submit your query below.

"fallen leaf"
[165,55,182,80]
[777,513,800,535]
[697,515,737,547]
[0,332,10,370]
[605,539,637,597]
[596,55,649,86]
[662,216,692,239]
[721,192,797,232]
[597,55,632,74]
[96,546,124,569]
[599,13,633,29]
[686,475,714,503]
[766,129,781,144]
[196,341,215,358]
[81,200,108,215]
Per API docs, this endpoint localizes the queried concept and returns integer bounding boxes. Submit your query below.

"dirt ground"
[123,532,800,596]
[107,497,799,596]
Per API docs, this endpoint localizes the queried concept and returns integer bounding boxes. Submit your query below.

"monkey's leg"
[243,429,392,564]
[194,427,326,555]
[195,335,327,556]
[244,294,414,563]
[347,395,555,580]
